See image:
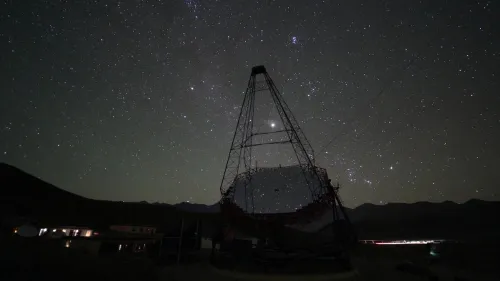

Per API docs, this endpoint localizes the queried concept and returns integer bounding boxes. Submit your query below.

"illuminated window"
[39,228,48,236]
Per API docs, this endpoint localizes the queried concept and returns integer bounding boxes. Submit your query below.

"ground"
[2,233,499,281]
[159,248,499,281]
[159,257,498,281]
[0,234,159,281]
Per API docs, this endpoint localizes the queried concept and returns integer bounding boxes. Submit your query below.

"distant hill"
[343,199,500,240]
[0,163,212,232]
[174,202,220,213]
[0,163,88,222]
[173,190,500,241]
[348,200,499,223]
[0,163,87,202]
[1,163,499,240]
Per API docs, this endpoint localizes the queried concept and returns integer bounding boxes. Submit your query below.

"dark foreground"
[0,234,159,281]
[2,234,500,281]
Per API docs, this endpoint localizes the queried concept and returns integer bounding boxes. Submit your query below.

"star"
[0,0,497,210]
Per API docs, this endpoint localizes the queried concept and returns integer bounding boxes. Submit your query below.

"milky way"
[0,0,499,207]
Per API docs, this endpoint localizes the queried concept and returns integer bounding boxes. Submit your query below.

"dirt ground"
[159,247,500,281]
[0,234,160,281]
[159,260,423,281]
[159,257,499,281]
[3,234,498,281]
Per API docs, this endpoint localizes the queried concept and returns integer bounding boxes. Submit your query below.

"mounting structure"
[219,66,348,221]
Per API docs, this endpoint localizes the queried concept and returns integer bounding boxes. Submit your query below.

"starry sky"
[1,0,499,208]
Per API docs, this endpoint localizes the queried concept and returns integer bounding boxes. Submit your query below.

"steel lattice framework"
[219,65,337,214]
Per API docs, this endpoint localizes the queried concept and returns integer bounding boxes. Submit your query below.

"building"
[109,225,156,235]
[38,226,94,238]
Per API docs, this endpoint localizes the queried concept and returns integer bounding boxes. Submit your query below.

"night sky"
[1,0,499,208]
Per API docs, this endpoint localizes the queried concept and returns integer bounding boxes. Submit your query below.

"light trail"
[360,239,446,245]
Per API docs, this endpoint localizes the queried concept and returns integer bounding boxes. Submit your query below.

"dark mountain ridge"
[1,163,499,240]
[0,163,212,231]
[344,199,500,240]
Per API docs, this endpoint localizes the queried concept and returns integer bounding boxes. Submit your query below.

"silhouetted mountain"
[0,163,214,230]
[342,200,500,240]
[174,202,220,213]
[0,163,88,223]
[347,199,500,223]
[2,163,499,241]
[0,163,87,202]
